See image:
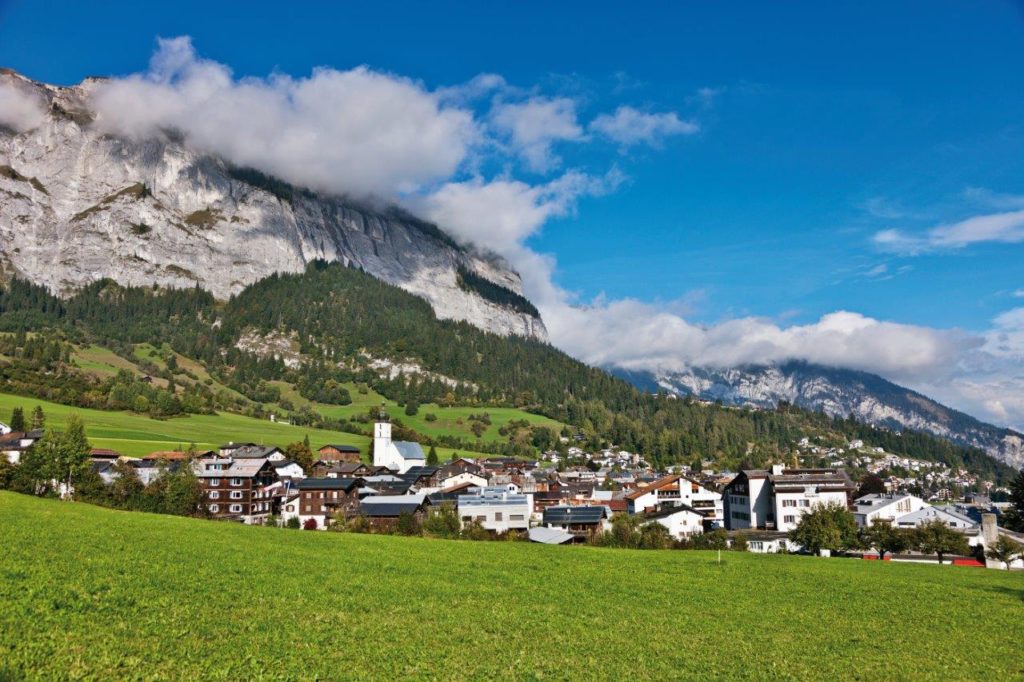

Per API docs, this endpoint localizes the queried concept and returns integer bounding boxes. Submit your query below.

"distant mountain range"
[613,362,1024,470]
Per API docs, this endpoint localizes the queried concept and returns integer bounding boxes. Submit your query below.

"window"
[209,504,219,513]
[230,491,243,500]
[286,505,295,512]
[782,499,797,507]
[784,515,795,524]
[304,505,312,512]
[229,504,242,513]
[230,478,242,487]
[510,514,524,521]
[208,491,220,499]
[750,541,763,551]
[210,478,220,486]
[799,499,810,508]
[494,512,503,522]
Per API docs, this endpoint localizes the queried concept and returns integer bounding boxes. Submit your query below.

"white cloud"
[90,37,478,198]
[589,106,698,149]
[0,75,47,132]
[1013,289,1024,298]
[874,209,1024,254]
[415,169,623,256]
[490,97,584,172]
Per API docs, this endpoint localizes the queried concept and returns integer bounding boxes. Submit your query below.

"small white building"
[643,504,706,539]
[852,493,929,528]
[0,422,10,436]
[439,471,489,490]
[457,486,533,534]
[373,418,425,474]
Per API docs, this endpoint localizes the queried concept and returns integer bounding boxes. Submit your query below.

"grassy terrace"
[0,493,1020,680]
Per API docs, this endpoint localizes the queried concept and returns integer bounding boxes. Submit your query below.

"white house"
[457,486,533,534]
[724,464,855,532]
[643,504,706,539]
[626,474,723,524]
[439,471,489,490]
[1,429,43,464]
[0,422,10,436]
[373,418,425,474]
[852,493,929,528]
[273,460,306,480]
[894,506,977,532]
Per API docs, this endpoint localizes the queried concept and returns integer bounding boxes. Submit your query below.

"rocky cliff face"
[615,362,1024,469]
[0,72,547,341]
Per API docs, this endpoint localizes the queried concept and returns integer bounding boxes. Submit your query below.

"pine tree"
[427,445,438,466]
[31,405,45,430]
[9,407,26,432]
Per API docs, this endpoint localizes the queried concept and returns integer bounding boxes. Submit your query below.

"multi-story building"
[193,456,279,523]
[724,464,855,532]
[625,474,724,524]
[293,477,365,529]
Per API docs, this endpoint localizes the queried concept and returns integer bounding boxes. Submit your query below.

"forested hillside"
[0,263,1016,482]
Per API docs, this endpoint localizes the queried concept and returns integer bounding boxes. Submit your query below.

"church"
[373,413,425,474]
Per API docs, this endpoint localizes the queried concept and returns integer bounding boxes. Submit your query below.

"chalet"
[437,470,489,490]
[542,505,612,538]
[294,477,365,529]
[428,482,479,506]
[457,487,533,534]
[399,466,441,490]
[642,504,706,539]
[215,444,285,461]
[272,459,306,480]
[723,464,855,532]
[192,456,279,523]
[358,493,432,531]
[437,458,484,478]
[315,461,378,478]
[89,448,122,464]
[363,474,414,496]
[1,429,43,464]
[626,474,724,523]
[852,493,929,528]
[317,443,361,463]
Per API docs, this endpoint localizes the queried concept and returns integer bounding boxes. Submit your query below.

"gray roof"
[393,441,425,461]
[297,477,363,491]
[528,527,576,545]
[543,505,611,525]
[359,493,430,517]
[192,457,272,478]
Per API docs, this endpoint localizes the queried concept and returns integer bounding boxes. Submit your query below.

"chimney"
[981,513,997,546]
[770,463,785,476]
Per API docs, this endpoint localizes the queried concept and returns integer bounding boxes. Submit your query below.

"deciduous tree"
[912,519,969,564]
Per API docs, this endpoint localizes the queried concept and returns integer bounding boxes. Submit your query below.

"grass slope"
[0,392,486,461]
[0,493,1020,680]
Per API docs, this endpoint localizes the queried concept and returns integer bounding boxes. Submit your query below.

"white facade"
[458,487,533,534]
[0,422,10,435]
[647,507,705,539]
[372,420,425,474]
[773,488,851,533]
[852,494,929,528]
[628,475,723,523]
[726,475,772,530]
[439,472,489,490]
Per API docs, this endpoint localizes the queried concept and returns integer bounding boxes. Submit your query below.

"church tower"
[373,407,392,468]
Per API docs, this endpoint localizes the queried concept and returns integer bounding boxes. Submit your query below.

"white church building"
[373,416,425,474]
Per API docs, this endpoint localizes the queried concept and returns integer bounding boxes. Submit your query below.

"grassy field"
[270,379,565,445]
[0,392,488,461]
[0,493,1020,680]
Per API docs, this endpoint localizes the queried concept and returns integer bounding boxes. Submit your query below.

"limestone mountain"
[0,70,546,340]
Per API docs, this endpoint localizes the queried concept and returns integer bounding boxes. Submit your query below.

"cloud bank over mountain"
[86,37,1024,431]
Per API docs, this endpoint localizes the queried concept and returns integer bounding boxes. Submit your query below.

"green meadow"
[0,392,484,461]
[0,493,1020,680]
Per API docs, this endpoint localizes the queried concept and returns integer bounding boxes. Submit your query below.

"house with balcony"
[625,474,723,524]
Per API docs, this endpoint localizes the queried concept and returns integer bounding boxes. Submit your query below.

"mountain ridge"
[613,362,1024,469]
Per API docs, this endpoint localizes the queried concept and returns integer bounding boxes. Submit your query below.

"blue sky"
[1,1,1023,425]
